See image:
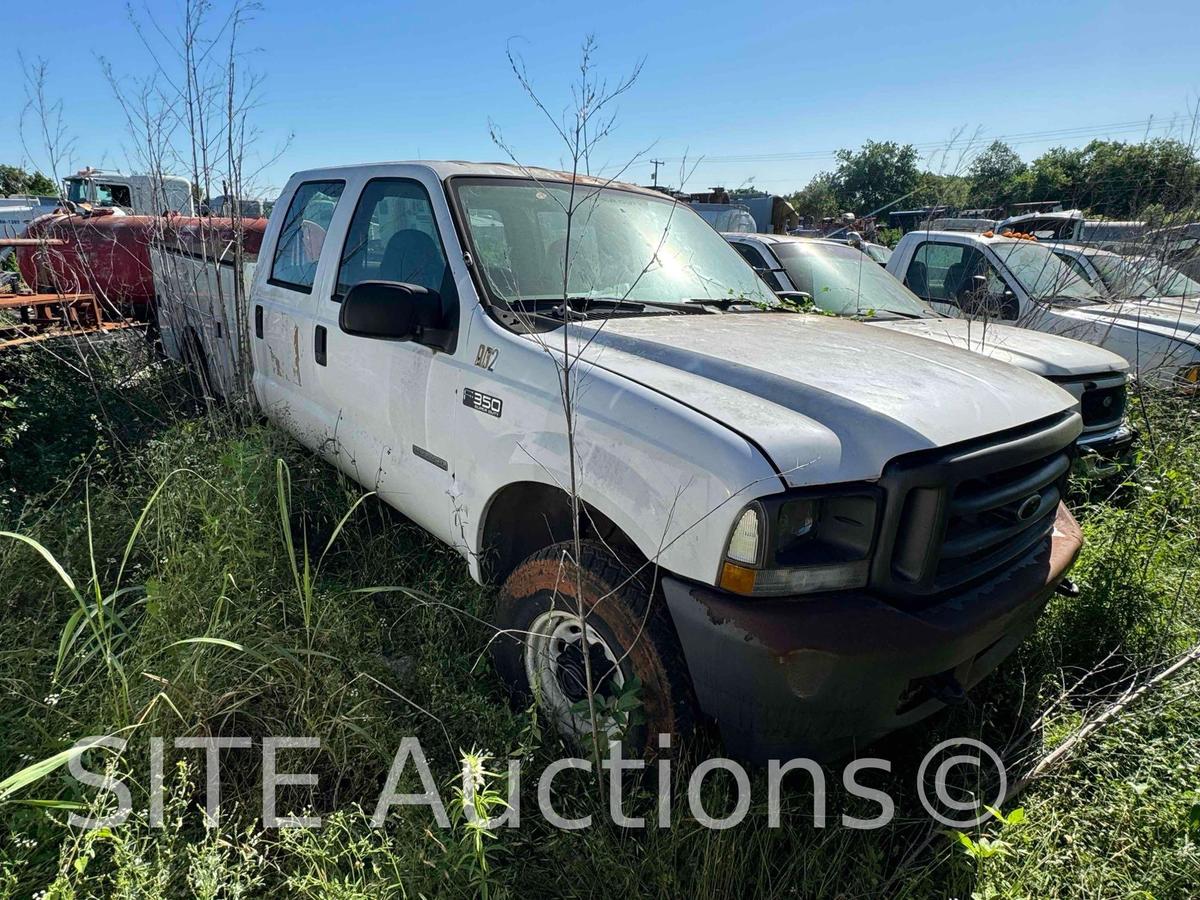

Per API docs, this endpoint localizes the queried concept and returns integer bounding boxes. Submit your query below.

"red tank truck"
[18,211,157,319]
[17,212,267,322]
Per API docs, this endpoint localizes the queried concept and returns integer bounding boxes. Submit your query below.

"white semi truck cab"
[63,168,194,216]
[157,162,1087,760]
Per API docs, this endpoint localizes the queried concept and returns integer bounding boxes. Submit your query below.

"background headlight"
[719,490,879,597]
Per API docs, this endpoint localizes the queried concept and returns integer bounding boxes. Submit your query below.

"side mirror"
[339,281,450,349]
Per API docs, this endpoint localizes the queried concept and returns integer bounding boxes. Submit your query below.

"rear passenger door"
[310,175,463,542]
[252,178,345,444]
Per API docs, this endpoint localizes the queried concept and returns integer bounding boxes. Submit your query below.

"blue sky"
[2,0,1198,199]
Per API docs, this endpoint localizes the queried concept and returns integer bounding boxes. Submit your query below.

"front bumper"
[1075,422,1136,477]
[662,503,1083,762]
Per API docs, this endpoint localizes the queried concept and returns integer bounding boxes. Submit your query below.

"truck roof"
[1052,243,1125,260]
[899,229,1032,246]
[285,160,660,196]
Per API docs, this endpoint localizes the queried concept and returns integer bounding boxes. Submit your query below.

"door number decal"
[463,388,503,418]
[474,344,499,370]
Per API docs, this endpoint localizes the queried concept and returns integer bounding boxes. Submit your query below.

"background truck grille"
[1079,382,1127,430]
[872,412,1081,602]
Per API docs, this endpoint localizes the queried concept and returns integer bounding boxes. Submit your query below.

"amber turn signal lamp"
[720,561,757,595]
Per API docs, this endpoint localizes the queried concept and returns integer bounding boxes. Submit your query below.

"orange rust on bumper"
[662,503,1082,762]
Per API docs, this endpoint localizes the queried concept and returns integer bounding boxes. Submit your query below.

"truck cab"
[162,161,1087,760]
[63,168,194,216]
[887,229,1200,389]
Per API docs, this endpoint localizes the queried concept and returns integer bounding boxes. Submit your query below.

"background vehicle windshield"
[1150,261,1200,298]
[864,243,892,265]
[773,240,933,317]
[1089,253,1159,299]
[455,180,777,309]
[993,241,1105,303]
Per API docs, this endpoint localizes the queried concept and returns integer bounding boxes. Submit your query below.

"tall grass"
[1,344,1198,898]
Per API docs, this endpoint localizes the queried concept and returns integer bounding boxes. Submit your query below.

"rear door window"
[269,180,346,293]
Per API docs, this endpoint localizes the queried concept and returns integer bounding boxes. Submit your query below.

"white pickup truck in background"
[726,233,1135,471]
[886,229,1200,388]
[155,161,1086,760]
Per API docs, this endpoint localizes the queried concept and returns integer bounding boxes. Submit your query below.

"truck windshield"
[64,178,89,204]
[991,241,1105,305]
[772,241,934,318]
[63,178,128,208]
[454,179,777,315]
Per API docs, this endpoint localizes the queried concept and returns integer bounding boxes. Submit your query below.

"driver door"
[309,175,463,542]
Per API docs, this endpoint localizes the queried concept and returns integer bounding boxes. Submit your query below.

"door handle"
[314,325,327,366]
[254,304,263,339]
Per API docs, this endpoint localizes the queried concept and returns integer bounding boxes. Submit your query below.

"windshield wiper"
[512,296,715,320]
[686,290,812,312]
[855,308,922,320]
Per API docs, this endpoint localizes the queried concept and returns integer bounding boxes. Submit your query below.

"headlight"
[718,490,879,597]
[726,506,763,564]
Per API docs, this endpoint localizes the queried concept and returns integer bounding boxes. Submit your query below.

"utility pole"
[650,159,665,188]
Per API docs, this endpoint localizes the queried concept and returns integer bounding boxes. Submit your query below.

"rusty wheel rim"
[524,609,625,738]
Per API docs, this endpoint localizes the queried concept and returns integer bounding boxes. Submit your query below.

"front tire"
[492,540,694,751]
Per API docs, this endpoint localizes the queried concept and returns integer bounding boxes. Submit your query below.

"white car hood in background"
[870,318,1129,378]
[1045,299,1200,376]
[1056,300,1200,348]
[1072,299,1200,345]
[571,313,1077,487]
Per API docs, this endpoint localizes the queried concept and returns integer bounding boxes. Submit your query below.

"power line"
[604,116,1186,175]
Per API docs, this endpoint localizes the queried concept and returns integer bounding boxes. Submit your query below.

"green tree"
[1012,146,1086,207]
[787,171,839,221]
[917,171,971,209]
[0,165,57,197]
[830,140,921,215]
[967,140,1027,207]
[1075,139,1200,218]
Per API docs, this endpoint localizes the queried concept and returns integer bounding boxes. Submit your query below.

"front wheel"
[491,540,694,752]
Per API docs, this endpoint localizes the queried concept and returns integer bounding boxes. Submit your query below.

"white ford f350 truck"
[155,162,1085,760]
[725,233,1135,472]
[886,229,1200,389]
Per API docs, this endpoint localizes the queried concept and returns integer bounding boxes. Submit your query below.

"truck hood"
[868,318,1129,379]
[571,313,1077,487]
[1059,299,1200,349]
